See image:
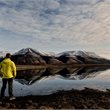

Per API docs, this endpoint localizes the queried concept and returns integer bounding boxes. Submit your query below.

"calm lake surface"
[0,66,110,96]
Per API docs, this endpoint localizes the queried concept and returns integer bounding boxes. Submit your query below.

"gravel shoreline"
[0,88,110,109]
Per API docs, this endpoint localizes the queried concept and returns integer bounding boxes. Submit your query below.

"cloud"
[0,0,110,53]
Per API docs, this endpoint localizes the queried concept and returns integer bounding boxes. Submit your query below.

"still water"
[0,66,110,96]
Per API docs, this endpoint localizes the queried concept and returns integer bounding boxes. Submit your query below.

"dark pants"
[1,78,13,98]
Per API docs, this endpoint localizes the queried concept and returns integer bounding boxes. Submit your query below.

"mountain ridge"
[9,48,110,65]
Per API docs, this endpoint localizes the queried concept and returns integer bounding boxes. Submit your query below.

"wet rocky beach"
[0,88,110,109]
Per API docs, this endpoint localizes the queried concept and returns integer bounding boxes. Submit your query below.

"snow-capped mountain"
[14,48,43,56]
[57,50,110,64]
[11,48,110,65]
[11,48,46,65]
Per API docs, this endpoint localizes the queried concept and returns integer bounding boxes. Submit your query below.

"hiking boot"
[9,96,16,100]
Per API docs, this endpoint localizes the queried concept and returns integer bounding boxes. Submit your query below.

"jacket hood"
[2,58,11,63]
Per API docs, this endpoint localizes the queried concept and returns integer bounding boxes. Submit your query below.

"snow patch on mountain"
[57,50,101,58]
[14,48,43,56]
[14,48,35,55]
[42,52,56,57]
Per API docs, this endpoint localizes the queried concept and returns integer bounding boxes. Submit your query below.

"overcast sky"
[0,0,110,56]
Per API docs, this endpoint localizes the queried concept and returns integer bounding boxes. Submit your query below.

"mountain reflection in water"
[1,66,110,96]
[16,66,110,85]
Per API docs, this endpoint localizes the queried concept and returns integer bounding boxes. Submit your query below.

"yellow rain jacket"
[0,58,16,79]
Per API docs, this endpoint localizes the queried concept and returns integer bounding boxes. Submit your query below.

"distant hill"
[57,51,110,64]
[11,48,46,65]
[10,48,110,65]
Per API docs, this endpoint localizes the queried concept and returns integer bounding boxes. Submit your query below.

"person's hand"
[12,72,16,78]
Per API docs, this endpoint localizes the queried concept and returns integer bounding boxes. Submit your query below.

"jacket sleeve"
[0,63,2,76]
[12,62,16,78]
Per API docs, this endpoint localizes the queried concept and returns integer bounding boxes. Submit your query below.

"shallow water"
[1,66,110,96]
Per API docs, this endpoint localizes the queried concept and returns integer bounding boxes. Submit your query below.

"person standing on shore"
[0,53,16,100]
